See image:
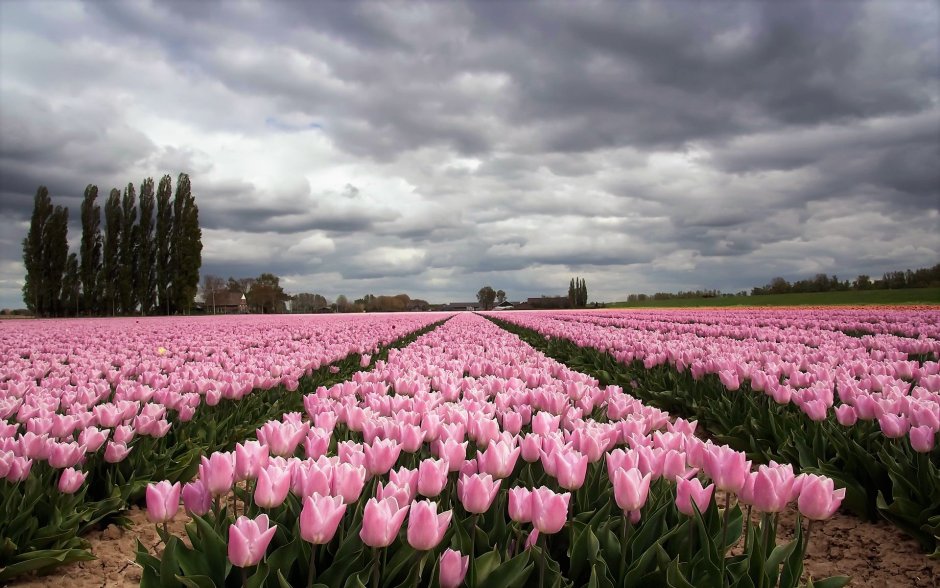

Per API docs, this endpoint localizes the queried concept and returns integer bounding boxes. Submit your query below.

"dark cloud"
[0,0,937,308]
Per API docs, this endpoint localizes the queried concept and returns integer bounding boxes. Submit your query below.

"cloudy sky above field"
[1,0,938,307]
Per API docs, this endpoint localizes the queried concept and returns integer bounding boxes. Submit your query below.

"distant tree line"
[22,174,202,317]
[623,263,940,302]
[199,276,432,314]
[750,264,940,295]
[625,289,750,303]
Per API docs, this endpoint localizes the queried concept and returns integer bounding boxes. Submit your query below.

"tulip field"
[1,309,938,587]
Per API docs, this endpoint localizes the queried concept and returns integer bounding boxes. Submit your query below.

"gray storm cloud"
[0,0,937,307]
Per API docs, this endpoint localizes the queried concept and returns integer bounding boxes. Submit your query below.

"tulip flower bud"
[439,549,469,588]
[228,515,277,567]
[146,480,181,523]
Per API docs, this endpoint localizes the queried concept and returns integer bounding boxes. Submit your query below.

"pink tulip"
[834,404,857,426]
[331,462,367,503]
[434,439,467,471]
[93,403,124,428]
[417,458,449,498]
[532,411,560,435]
[458,473,501,514]
[78,427,109,453]
[524,528,540,549]
[255,464,291,509]
[553,449,588,490]
[6,456,32,482]
[182,479,212,516]
[228,514,277,567]
[797,474,846,520]
[48,441,84,469]
[364,438,402,476]
[109,425,132,445]
[750,464,795,513]
[531,486,570,534]
[675,476,714,517]
[57,467,87,494]
[407,500,452,550]
[258,420,307,457]
[390,467,418,497]
[439,549,469,588]
[292,459,332,497]
[520,433,542,463]
[910,425,936,453]
[399,424,425,453]
[477,439,521,479]
[702,445,750,493]
[146,480,181,523]
[199,452,235,496]
[235,440,269,481]
[300,493,347,544]
[376,480,413,508]
[508,486,533,523]
[613,468,651,514]
[104,441,131,463]
[878,413,910,438]
[304,428,331,460]
[360,497,410,548]
[800,400,828,422]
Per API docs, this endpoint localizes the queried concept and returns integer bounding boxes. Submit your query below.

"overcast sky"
[1,0,938,308]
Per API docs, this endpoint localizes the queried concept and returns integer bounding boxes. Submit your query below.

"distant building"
[211,291,249,314]
[513,296,570,310]
[439,301,482,311]
[493,301,516,310]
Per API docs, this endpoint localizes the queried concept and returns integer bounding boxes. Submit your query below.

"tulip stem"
[372,548,380,588]
[469,514,478,587]
[758,513,772,588]
[719,491,731,587]
[804,519,813,559]
[621,515,633,577]
[241,567,248,588]
[307,544,317,588]
[743,504,752,551]
[538,533,546,588]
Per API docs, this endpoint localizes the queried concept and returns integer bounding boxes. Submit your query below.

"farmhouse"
[209,292,249,314]
[439,301,482,311]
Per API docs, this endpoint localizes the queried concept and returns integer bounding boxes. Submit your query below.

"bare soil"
[8,504,939,587]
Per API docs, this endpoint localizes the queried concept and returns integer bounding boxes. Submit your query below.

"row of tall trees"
[751,264,940,295]
[22,174,202,317]
[568,277,588,308]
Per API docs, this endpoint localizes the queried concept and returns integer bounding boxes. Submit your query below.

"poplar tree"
[155,175,173,314]
[44,206,69,316]
[79,184,102,315]
[62,253,80,316]
[22,186,53,315]
[102,189,123,316]
[170,173,202,313]
[137,178,156,315]
[119,183,138,314]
